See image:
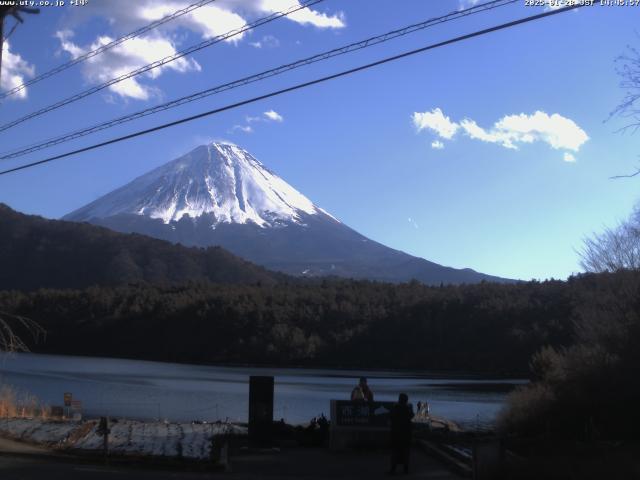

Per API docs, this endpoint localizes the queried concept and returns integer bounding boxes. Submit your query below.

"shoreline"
[6,351,529,381]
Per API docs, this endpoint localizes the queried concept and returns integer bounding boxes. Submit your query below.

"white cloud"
[431,140,444,150]
[458,0,480,9]
[408,217,419,229]
[249,34,280,49]
[413,108,589,161]
[231,108,283,134]
[55,29,84,58]
[230,124,254,134]
[55,0,343,101]
[0,41,35,100]
[493,112,589,151]
[264,109,284,122]
[137,3,247,40]
[259,0,345,28]
[412,108,458,139]
[56,30,200,100]
[246,110,284,123]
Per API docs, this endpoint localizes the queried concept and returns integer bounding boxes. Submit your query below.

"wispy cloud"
[249,34,280,49]
[413,108,588,162]
[230,109,284,134]
[260,0,345,28]
[458,0,481,9]
[230,125,254,134]
[0,41,35,100]
[246,110,284,124]
[431,140,445,150]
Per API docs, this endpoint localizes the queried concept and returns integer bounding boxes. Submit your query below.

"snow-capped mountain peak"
[64,141,510,285]
[65,142,337,227]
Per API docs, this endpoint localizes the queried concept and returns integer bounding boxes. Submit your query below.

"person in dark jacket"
[351,376,374,402]
[388,392,414,475]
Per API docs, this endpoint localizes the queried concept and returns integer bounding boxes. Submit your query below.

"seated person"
[351,376,374,402]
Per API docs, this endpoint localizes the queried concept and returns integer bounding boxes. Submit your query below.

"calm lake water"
[0,353,525,429]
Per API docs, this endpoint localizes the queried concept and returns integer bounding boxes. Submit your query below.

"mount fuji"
[64,142,509,284]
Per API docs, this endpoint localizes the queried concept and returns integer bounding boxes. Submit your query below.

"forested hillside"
[1,274,611,375]
[0,204,281,289]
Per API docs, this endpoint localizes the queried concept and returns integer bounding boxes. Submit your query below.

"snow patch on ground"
[0,417,246,460]
[0,418,79,446]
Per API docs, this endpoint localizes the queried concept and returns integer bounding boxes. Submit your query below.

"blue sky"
[0,0,638,281]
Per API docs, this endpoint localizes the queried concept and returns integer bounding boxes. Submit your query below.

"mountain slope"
[65,142,511,285]
[66,142,336,227]
[0,204,280,291]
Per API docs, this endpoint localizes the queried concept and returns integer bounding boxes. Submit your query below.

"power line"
[0,0,219,100]
[0,0,519,161]
[0,4,589,177]
[0,0,324,132]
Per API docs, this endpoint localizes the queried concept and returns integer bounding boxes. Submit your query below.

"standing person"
[351,377,374,402]
[388,393,414,475]
[416,400,430,419]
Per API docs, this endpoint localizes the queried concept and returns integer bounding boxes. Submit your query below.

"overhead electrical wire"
[0,0,519,161]
[0,0,221,100]
[0,3,589,177]
[0,0,325,131]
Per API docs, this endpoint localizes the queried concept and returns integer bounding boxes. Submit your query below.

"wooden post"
[0,6,40,94]
[98,416,110,464]
[0,7,6,89]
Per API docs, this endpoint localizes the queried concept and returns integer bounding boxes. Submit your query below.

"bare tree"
[0,312,44,353]
[579,207,640,272]
[611,44,640,131]
[610,44,640,178]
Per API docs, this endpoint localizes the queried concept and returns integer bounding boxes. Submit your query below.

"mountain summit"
[65,142,510,285]
[67,142,336,227]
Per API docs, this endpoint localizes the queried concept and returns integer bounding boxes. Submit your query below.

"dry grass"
[0,385,49,419]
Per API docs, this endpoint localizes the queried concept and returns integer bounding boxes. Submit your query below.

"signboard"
[70,400,83,421]
[332,401,397,428]
[329,400,408,450]
[63,392,72,407]
[248,376,274,446]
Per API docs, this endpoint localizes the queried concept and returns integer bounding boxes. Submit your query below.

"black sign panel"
[333,401,397,428]
[248,376,274,446]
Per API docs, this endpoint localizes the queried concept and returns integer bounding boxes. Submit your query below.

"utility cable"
[0,0,220,99]
[0,0,518,160]
[0,4,588,177]
[0,0,324,130]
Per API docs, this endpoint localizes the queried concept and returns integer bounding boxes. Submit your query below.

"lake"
[0,353,525,429]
